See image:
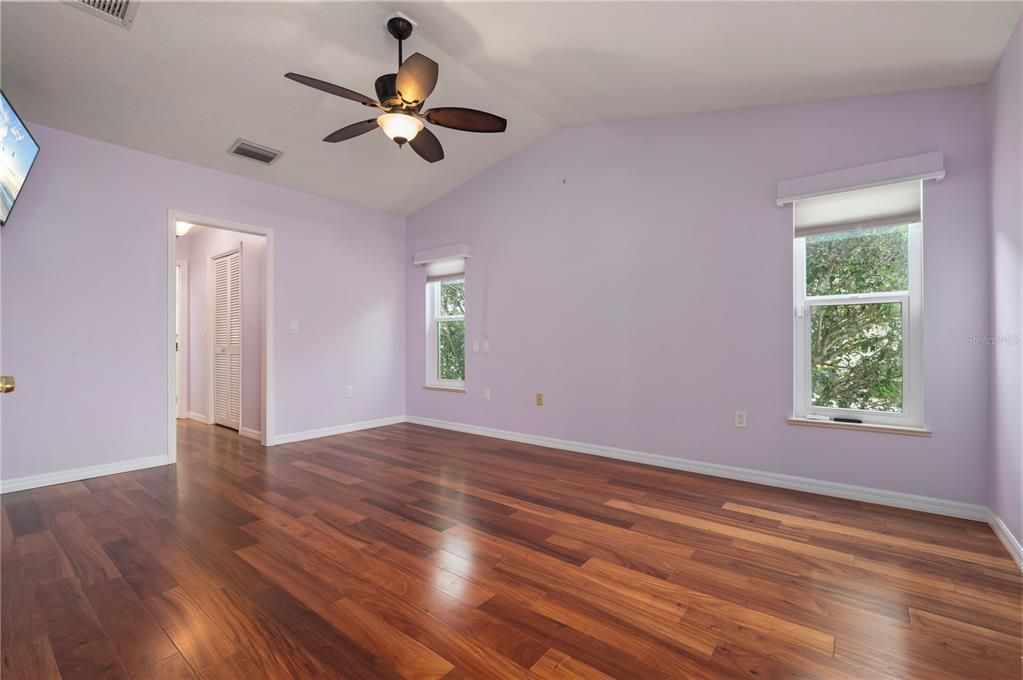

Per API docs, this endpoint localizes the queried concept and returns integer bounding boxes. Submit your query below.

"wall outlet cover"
[536,392,544,406]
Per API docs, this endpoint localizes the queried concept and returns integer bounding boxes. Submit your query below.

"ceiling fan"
[284,16,507,163]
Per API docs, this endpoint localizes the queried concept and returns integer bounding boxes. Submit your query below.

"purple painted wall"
[989,17,1023,541]
[1,124,405,481]
[406,85,992,505]
[0,80,1005,510]
[177,226,266,433]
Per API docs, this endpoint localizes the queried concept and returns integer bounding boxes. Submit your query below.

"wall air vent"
[228,139,282,166]
[67,0,138,28]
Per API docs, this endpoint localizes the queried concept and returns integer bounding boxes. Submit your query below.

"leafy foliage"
[806,225,908,296]
[811,303,903,411]
[805,226,908,412]
[438,280,465,381]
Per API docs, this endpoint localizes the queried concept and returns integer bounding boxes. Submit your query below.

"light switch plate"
[289,321,299,334]
[345,386,353,398]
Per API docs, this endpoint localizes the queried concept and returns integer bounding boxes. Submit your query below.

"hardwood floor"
[2,419,1020,679]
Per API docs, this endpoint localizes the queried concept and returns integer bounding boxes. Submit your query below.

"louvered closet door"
[213,249,241,430]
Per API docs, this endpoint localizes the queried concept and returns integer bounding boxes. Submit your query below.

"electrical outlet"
[345,386,353,398]
[734,410,747,428]
[535,392,544,406]
[472,341,480,352]
[484,387,491,400]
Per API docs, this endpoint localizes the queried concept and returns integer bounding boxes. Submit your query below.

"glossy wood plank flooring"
[3,420,1020,679]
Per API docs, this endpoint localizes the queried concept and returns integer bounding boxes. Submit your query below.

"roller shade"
[793,180,921,237]
[415,243,469,282]
[425,258,465,281]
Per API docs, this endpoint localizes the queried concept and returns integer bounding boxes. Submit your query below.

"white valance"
[777,151,944,206]
[778,152,943,237]
[414,243,469,282]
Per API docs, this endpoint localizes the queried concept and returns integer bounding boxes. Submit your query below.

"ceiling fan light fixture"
[377,112,423,146]
[285,17,504,163]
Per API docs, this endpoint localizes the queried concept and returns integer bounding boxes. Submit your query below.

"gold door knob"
[0,376,15,394]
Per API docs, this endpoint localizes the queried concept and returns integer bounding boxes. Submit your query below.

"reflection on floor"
[2,419,1020,679]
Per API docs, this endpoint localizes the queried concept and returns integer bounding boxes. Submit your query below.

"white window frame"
[426,277,466,389]
[793,222,923,427]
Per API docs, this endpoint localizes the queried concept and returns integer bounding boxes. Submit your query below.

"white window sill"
[788,417,931,437]
[423,385,466,393]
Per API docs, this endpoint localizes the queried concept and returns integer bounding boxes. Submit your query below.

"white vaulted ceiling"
[2,1,1020,215]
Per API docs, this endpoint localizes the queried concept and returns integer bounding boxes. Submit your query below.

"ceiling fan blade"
[323,119,380,143]
[424,107,507,133]
[284,72,379,108]
[410,127,444,163]
[395,53,438,106]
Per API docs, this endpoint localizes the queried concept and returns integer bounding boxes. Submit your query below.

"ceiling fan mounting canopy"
[386,16,414,42]
[283,15,507,163]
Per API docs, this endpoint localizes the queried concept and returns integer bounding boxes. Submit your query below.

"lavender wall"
[989,17,1023,541]
[406,85,992,505]
[178,226,266,433]
[0,82,1004,511]
[1,124,405,481]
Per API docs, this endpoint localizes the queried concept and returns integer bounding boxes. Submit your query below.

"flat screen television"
[1,90,40,226]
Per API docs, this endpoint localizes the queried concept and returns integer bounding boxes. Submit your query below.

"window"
[793,182,923,427]
[427,277,466,387]
[416,245,469,390]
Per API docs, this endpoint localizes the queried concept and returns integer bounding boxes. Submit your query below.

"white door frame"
[175,261,189,419]
[167,210,275,463]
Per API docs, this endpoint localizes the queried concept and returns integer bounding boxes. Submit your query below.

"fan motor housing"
[374,74,407,110]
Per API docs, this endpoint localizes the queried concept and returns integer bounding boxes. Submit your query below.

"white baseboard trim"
[0,455,170,494]
[187,411,211,424]
[404,416,990,522]
[239,427,263,441]
[988,510,1023,572]
[272,416,406,446]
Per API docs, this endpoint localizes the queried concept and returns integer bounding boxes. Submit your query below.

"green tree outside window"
[805,226,908,412]
[437,280,465,381]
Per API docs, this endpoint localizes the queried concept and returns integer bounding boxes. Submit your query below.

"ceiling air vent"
[67,0,138,28]
[228,139,282,166]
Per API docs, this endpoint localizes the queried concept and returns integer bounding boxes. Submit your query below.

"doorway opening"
[168,211,273,462]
